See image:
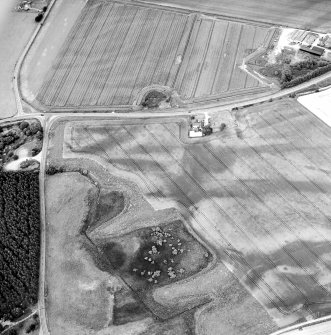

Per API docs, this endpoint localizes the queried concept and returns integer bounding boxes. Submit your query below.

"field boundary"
[131,0,273,28]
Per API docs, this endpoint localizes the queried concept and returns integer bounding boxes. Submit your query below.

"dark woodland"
[0,172,40,321]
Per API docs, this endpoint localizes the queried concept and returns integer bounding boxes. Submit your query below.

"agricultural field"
[173,16,271,101]
[139,0,331,33]
[44,98,331,333]
[33,1,272,110]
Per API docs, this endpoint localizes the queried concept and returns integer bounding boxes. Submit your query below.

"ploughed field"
[139,0,331,32]
[36,1,270,109]
[62,99,331,323]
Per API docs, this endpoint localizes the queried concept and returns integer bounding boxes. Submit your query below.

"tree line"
[0,172,40,322]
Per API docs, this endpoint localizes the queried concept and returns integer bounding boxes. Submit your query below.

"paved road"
[270,314,331,335]
[38,115,50,335]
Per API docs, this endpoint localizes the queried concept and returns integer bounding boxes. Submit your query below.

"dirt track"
[138,0,331,32]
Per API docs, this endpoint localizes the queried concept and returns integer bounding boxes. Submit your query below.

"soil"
[92,190,125,227]
[113,287,151,325]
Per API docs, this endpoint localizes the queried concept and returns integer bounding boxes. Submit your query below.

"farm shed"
[299,45,325,56]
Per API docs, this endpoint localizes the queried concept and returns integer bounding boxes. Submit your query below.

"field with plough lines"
[35,1,271,109]
[174,16,272,100]
[60,99,331,323]
[37,2,192,108]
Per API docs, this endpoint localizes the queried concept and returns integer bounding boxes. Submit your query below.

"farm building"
[299,45,325,56]
[189,130,203,137]
[189,121,204,137]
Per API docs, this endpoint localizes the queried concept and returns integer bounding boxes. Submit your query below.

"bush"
[36,131,43,140]
[317,60,329,67]
[26,323,37,333]
[35,13,43,23]
[46,165,64,175]
[29,122,42,135]
[281,63,331,89]
[3,136,14,145]
[19,121,29,130]
[142,91,167,108]
[202,125,213,135]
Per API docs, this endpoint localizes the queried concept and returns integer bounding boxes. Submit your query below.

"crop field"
[139,0,331,32]
[60,99,331,324]
[35,1,271,109]
[37,2,192,108]
[174,17,271,101]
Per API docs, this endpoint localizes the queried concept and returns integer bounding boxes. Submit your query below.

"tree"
[202,125,213,136]
[19,122,29,130]
[35,13,43,23]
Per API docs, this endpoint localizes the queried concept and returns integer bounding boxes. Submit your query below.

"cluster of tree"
[0,121,43,170]
[142,91,168,108]
[45,164,88,176]
[281,63,331,89]
[0,172,40,322]
[35,6,48,23]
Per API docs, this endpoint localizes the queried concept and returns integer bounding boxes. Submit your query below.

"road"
[38,115,50,335]
[270,314,331,335]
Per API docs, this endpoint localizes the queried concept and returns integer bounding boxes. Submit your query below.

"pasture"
[139,0,331,32]
[35,1,271,109]
[61,99,331,325]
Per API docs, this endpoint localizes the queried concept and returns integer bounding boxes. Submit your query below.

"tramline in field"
[36,1,272,109]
